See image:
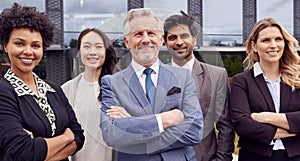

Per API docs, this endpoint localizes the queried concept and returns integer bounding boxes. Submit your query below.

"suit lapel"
[280,82,290,112]
[23,95,51,133]
[154,63,180,113]
[192,60,205,90]
[192,60,211,115]
[123,65,153,114]
[252,70,276,112]
[123,63,182,114]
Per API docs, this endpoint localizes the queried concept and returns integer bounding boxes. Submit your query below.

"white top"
[61,73,113,161]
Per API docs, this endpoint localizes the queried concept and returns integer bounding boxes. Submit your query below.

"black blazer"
[0,78,84,161]
[230,69,300,157]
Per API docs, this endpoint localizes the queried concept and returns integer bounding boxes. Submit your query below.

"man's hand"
[161,109,184,129]
[107,106,131,118]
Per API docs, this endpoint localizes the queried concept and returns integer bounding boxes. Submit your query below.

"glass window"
[64,0,127,47]
[0,1,44,11]
[203,0,242,46]
[257,0,293,34]
[144,0,187,13]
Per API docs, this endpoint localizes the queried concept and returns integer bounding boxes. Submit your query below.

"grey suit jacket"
[192,60,235,161]
[100,62,203,161]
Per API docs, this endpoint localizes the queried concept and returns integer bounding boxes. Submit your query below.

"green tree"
[223,55,243,77]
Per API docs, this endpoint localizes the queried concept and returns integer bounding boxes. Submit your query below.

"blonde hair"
[245,17,300,91]
[123,8,163,37]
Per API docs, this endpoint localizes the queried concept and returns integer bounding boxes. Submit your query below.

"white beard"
[131,45,158,64]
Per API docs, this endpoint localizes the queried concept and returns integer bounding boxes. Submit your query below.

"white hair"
[123,8,163,37]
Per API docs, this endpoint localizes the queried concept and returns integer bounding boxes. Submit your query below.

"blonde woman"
[230,17,300,161]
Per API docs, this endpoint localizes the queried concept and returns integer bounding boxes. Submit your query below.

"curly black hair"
[0,3,54,50]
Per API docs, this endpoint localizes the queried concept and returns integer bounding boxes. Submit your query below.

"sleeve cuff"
[155,114,164,133]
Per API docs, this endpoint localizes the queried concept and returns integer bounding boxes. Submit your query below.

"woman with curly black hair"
[0,3,84,161]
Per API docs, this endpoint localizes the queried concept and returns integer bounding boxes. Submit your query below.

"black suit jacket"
[230,69,300,157]
[0,78,84,161]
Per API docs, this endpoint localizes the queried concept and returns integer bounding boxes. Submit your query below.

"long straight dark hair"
[77,28,118,100]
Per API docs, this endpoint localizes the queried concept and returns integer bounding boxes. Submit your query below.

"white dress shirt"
[131,59,164,133]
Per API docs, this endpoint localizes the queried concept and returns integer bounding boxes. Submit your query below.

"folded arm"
[107,106,184,129]
[100,76,161,147]
[0,82,84,161]
[230,76,277,144]
[251,112,297,139]
[0,95,74,160]
[145,72,203,152]
[100,73,203,153]
[251,112,290,130]
[22,128,77,161]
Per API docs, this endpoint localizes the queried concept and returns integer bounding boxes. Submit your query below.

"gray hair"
[123,8,163,37]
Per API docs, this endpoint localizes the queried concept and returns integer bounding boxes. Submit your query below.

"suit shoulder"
[0,78,14,93]
[110,65,131,78]
[200,62,226,73]
[101,74,113,81]
[232,69,251,79]
[162,63,190,74]
[231,69,252,83]
[0,79,18,99]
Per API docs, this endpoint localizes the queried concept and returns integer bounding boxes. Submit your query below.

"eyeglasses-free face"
[4,28,43,78]
[124,16,163,68]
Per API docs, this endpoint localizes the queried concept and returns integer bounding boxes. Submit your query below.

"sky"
[0,0,293,46]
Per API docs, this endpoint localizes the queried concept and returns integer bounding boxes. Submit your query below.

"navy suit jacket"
[100,62,203,161]
[230,69,300,157]
[0,78,84,161]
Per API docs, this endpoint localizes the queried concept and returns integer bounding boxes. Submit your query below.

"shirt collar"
[171,54,195,73]
[4,69,55,97]
[131,58,160,78]
[253,62,281,82]
[253,62,263,77]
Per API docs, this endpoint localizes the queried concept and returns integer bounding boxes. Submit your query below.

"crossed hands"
[63,128,75,144]
[251,112,296,139]
[106,106,132,118]
[106,106,184,129]
[23,128,74,142]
